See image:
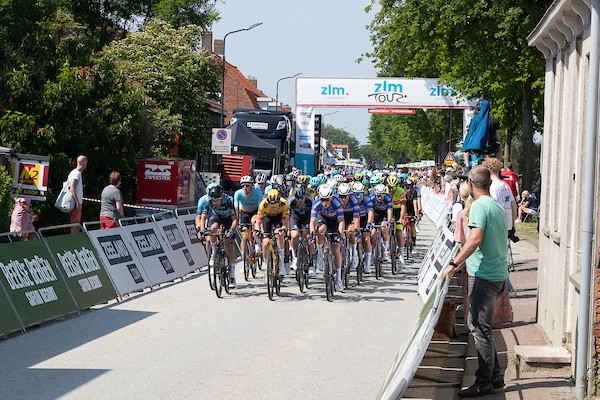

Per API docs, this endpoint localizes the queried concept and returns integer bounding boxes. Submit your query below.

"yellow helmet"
[266,189,281,204]
[387,175,399,188]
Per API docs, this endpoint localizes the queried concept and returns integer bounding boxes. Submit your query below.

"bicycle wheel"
[324,254,333,302]
[404,225,411,261]
[213,250,223,298]
[390,232,398,275]
[266,252,274,301]
[296,242,307,293]
[275,258,281,296]
[250,243,258,278]
[343,247,350,289]
[375,238,383,280]
[356,242,363,284]
[243,242,250,282]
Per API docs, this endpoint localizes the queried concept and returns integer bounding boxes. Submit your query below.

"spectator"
[516,190,539,223]
[501,162,520,200]
[453,182,473,244]
[100,171,124,229]
[442,165,508,397]
[67,155,87,233]
[10,197,36,240]
[483,157,517,233]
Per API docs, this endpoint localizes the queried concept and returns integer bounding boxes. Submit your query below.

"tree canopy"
[322,124,362,159]
[366,0,550,188]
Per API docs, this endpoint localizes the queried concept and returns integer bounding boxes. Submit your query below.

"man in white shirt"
[68,155,88,233]
[483,158,516,231]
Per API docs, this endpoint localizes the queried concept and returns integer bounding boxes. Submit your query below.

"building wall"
[529,0,600,382]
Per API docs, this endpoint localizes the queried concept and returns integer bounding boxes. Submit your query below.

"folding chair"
[522,207,539,223]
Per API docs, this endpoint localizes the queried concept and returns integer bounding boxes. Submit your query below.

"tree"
[366,0,550,188]
[322,124,362,159]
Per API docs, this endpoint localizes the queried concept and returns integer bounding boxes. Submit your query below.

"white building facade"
[528,0,600,394]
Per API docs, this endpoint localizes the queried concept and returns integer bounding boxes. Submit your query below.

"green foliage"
[152,0,219,28]
[0,166,13,231]
[98,19,221,159]
[322,124,362,159]
[366,0,550,186]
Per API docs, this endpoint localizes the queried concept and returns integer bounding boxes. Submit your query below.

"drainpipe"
[576,0,600,398]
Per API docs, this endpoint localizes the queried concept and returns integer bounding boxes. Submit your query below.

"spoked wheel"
[207,246,215,290]
[375,240,382,279]
[250,246,258,278]
[213,251,223,298]
[325,255,334,302]
[275,257,282,296]
[356,244,363,284]
[243,244,250,282]
[222,252,231,294]
[390,233,398,275]
[404,226,411,261]
[296,244,308,293]
[266,253,275,301]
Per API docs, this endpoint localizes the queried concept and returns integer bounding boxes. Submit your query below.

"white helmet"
[337,182,351,196]
[334,174,345,182]
[351,181,366,194]
[327,178,338,189]
[240,175,254,185]
[374,183,387,195]
[318,184,335,199]
[255,173,268,184]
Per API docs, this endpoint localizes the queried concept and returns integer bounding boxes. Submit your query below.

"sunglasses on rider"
[242,184,252,188]
[321,197,332,203]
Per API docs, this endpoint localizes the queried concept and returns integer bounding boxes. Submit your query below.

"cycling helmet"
[352,181,366,194]
[332,169,340,175]
[381,173,388,184]
[362,177,370,186]
[354,172,364,181]
[374,183,387,195]
[240,175,254,185]
[293,186,305,199]
[273,183,287,196]
[334,174,345,182]
[275,175,285,185]
[285,173,295,183]
[309,176,320,186]
[327,179,338,189]
[291,169,300,178]
[255,173,268,184]
[207,184,223,199]
[306,186,317,198]
[297,175,309,185]
[270,175,277,184]
[337,182,351,196]
[266,189,281,204]
[387,175,399,188]
[318,184,335,199]
[369,176,381,186]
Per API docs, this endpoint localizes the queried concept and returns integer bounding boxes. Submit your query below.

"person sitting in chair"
[515,190,539,223]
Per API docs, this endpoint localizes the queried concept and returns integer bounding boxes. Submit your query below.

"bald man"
[68,155,88,233]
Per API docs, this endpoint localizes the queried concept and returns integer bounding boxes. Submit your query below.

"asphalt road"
[0,218,438,400]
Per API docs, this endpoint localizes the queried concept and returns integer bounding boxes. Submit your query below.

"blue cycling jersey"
[336,194,360,216]
[233,187,263,212]
[356,194,374,217]
[310,197,344,220]
[197,194,236,218]
[369,193,393,212]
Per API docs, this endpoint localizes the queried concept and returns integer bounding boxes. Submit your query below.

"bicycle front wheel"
[325,255,334,302]
[266,252,275,301]
[375,239,383,280]
[243,242,250,282]
[390,232,398,275]
[213,250,223,298]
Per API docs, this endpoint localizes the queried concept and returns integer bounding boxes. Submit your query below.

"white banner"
[154,218,197,276]
[417,224,457,303]
[176,213,209,268]
[295,106,315,175]
[296,77,475,109]
[120,223,182,285]
[86,228,150,297]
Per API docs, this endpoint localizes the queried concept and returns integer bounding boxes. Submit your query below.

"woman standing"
[100,171,124,229]
[10,197,36,240]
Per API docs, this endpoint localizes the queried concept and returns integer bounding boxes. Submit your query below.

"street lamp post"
[220,22,263,127]
[275,72,302,110]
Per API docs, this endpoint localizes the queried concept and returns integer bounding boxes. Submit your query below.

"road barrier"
[378,185,457,399]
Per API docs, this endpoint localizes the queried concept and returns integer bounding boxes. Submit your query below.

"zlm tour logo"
[368,80,407,103]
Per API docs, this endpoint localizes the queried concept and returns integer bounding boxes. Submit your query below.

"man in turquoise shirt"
[442,165,508,397]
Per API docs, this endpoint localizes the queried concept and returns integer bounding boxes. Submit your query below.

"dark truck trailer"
[230,108,294,174]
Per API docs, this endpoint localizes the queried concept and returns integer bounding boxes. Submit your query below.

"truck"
[230,108,295,175]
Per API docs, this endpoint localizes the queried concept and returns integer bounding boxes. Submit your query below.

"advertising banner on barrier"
[177,213,208,267]
[0,240,77,327]
[11,153,51,201]
[417,224,456,302]
[86,228,150,296]
[0,285,22,335]
[120,223,182,285]
[44,233,118,309]
[154,218,197,276]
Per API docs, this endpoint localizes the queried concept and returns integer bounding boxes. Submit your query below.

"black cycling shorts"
[239,209,257,225]
[207,214,233,230]
[290,214,310,230]
[261,214,283,233]
[374,209,388,225]
[316,215,339,233]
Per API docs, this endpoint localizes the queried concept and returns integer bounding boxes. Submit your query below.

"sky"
[210,0,380,145]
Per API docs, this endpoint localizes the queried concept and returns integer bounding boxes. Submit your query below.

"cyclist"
[254,189,291,277]
[403,178,419,251]
[336,182,361,270]
[352,181,375,273]
[386,175,407,267]
[195,183,238,288]
[234,175,264,262]
[310,184,346,292]
[288,186,315,275]
[255,173,268,194]
[370,183,394,262]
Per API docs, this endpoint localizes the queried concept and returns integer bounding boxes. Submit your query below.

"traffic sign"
[212,128,231,154]
[444,151,455,166]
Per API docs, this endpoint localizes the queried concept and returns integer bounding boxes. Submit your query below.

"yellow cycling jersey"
[257,198,290,218]
[387,187,407,209]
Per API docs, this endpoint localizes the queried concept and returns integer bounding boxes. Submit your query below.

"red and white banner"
[368,108,416,114]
